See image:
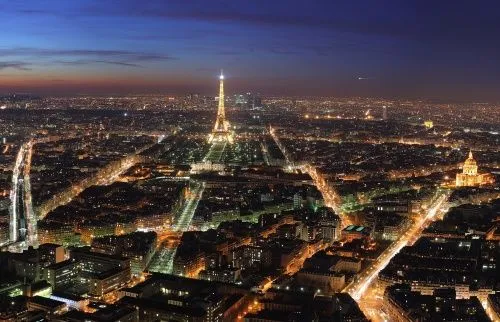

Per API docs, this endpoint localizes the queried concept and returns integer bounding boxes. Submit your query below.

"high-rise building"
[43,259,79,290]
[382,105,387,120]
[293,193,303,209]
[234,92,262,109]
[38,243,66,265]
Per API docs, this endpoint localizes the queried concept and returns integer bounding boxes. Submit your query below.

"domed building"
[456,151,494,187]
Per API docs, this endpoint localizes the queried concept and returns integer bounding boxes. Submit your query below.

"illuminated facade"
[456,151,494,187]
[209,70,233,143]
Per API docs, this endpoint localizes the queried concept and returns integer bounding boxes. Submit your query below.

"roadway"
[9,142,26,243]
[172,181,205,231]
[23,141,37,247]
[148,245,177,274]
[37,153,142,219]
[301,164,349,226]
[344,190,451,319]
[269,127,347,224]
[37,139,160,220]
[269,126,293,166]
[148,181,205,274]
[7,140,36,249]
[285,241,328,276]
[150,139,219,274]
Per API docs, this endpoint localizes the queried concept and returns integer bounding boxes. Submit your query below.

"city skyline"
[0,2,499,321]
[1,66,499,321]
[2,1,500,101]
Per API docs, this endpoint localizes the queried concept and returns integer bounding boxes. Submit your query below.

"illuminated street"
[37,152,143,219]
[149,181,205,274]
[148,245,177,274]
[302,163,348,225]
[22,141,36,247]
[270,126,348,225]
[9,142,26,243]
[345,190,451,318]
[172,181,205,231]
[7,140,36,249]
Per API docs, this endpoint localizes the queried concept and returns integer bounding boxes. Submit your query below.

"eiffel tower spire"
[209,70,233,143]
[214,70,226,132]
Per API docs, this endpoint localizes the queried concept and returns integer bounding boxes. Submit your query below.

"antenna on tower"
[219,69,224,80]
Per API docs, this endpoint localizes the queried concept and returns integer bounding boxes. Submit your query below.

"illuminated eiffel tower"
[209,70,233,143]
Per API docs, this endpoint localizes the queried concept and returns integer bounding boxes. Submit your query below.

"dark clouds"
[0,48,174,61]
[0,61,32,71]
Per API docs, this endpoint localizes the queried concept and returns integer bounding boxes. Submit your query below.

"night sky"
[1,1,500,100]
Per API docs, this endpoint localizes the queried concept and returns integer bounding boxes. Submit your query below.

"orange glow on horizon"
[0,72,212,94]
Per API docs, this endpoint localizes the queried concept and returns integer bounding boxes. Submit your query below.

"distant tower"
[214,70,227,133]
[209,70,233,143]
[364,109,373,120]
[382,106,387,120]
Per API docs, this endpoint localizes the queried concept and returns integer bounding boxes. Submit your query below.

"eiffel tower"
[209,70,233,143]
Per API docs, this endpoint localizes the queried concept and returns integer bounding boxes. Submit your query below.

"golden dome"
[464,151,477,166]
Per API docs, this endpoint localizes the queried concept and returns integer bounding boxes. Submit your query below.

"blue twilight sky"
[1,0,500,100]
